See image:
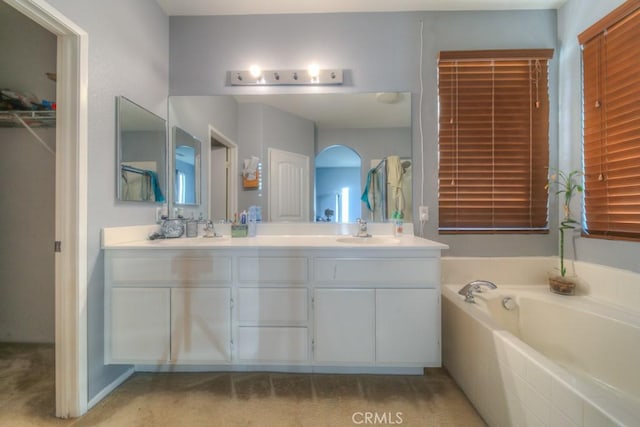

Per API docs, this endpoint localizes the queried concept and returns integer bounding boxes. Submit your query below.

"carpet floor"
[0,343,486,426]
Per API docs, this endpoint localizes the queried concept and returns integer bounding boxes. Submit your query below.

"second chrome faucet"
[354,218,372,238]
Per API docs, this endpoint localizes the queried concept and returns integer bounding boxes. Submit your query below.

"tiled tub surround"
[442,257,640,427]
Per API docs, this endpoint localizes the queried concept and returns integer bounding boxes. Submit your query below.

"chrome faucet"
[458,280,497,303]
[354,218,372,238]
[202,220,218,238]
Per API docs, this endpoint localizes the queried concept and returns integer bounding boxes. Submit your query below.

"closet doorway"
[0,2,56,345]
[3,0,88,418]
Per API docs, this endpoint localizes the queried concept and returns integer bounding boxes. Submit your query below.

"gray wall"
[169,10,559,256]
[557,0,640,273]
[0,3,56,343]
[44,0,170,401]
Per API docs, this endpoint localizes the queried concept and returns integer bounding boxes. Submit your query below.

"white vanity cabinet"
[234,255,310,362]
[105,249,233,365]
[312,256,441,367]
[236,287,309,363]
[313,288,440,366]
[104,238,445,372]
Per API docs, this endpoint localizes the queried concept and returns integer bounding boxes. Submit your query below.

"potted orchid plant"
[546,169,583,295]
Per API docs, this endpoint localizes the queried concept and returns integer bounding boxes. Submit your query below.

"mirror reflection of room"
[168,92,412,223]
[315,145,361,223]
[117,96,167,203]
[364,156,413,222]
[173,126,201,206]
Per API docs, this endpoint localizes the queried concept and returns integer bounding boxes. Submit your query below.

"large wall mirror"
[173,126,201,206]
[168,92,411,222]
[116,96,167,203]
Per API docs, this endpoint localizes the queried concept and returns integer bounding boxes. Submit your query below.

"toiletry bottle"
[393,211,404,237]
[248,206,257,237]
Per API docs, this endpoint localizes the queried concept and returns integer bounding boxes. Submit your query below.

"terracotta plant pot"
[548,275,577,295]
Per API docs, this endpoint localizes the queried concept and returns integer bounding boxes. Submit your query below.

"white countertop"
[104,234,448,250]
[102,224,449,250]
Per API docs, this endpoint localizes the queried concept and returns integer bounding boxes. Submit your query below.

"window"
[579,0,640,241]
[437,49,553,233]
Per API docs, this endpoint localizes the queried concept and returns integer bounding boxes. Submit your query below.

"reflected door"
[210,144,228,222]
[268,148,309,222]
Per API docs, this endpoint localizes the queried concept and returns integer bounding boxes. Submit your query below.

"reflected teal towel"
[361,168,374,211]
[145,170,165,202]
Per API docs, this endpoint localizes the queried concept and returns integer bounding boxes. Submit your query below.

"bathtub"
[442,284,640,427]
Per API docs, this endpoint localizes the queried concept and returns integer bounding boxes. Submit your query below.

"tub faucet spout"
[458,280,497,303]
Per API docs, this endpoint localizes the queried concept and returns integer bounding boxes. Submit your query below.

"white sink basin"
[336,236,400,245]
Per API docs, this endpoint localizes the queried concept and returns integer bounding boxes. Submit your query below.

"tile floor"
[1,343,486,426]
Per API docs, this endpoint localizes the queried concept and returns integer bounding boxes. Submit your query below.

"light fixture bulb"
[249,65,262,79]
[308,64,320,79]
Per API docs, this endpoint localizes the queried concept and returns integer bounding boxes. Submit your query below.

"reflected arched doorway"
[315,145,361,223]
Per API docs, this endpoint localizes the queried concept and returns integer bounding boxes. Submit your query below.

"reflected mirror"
[116,96,167,203]
[173,126,201,206]
[168,92,411,221]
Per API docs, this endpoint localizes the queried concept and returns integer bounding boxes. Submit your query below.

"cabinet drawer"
[236,327,308,362]
[110,255,232,285]
[313,258,438,285]
[237,288,308,325]
[237,257,308,283]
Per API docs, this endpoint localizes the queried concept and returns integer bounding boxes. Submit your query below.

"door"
[210,144,228,221]
[376,289,440,364]
[313,288,375,364]
[110,288,170,363]
[268,148,309,222]
[171,288,231,363]
[208,126,237,223]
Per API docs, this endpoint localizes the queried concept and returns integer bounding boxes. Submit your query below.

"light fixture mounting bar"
[229,69,343,86]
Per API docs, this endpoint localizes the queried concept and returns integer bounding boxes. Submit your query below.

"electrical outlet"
[419,206,429,221]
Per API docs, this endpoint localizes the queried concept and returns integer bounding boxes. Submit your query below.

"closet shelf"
[0,110,56,128]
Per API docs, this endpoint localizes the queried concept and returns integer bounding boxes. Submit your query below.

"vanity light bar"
[229,69,343,86]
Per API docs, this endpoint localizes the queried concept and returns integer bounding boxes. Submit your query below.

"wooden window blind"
[579,0,640,241]
[438,49,553,233]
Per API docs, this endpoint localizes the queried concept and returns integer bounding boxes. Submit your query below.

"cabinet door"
[110,288,170,363]
[171,288,231,363]
[314,289,375,364]
[376,289,440,365]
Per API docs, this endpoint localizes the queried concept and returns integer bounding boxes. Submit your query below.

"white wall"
[0,3,56,342]
[169,10,559,257]
[557,0,640,273]
[43,0,170,401]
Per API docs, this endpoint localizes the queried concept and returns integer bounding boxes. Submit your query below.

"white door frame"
[5,0,88,417]
[208,125,237,221]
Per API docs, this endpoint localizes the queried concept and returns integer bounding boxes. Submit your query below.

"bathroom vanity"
[103,226,447,373]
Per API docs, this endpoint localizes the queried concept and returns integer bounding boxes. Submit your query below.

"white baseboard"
[87,367,135,410]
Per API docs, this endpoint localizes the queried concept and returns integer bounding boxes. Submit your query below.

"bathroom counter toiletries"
[102,224,448,373]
